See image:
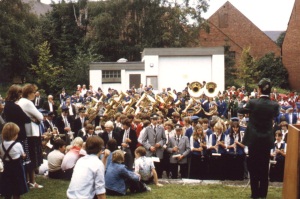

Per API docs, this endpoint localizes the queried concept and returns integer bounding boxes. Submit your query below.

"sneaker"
[146,186,151,192]
[29,182,43,188]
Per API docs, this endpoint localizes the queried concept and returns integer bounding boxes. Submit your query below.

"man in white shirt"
[47,139,66,179]
[67,136,106,199]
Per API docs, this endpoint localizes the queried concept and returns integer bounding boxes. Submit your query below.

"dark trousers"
[154,161,163,178]
[48,169,65,179]
[170,163,188,179]
[248,146,270,198]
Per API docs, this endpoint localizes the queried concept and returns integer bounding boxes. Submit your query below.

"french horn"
[188,81,204,98]
[203,82,219,98]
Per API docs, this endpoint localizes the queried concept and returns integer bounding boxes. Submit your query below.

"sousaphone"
[203,82,219,98]
[188,81,204,98]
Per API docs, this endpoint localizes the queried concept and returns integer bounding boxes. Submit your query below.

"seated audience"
[67,136,106,199]
[61,137,84,180]
[134,146,163,186]
[47,139,66,179]
[105,150,149,195]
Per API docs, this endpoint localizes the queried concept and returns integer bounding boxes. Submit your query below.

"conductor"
[238,78,280,199]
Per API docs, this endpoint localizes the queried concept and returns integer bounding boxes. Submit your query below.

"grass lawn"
[23,177,282,199]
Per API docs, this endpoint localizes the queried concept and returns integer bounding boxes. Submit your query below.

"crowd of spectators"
[0,82,297,198]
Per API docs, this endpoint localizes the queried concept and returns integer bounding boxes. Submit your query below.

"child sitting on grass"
[134,146,163,187]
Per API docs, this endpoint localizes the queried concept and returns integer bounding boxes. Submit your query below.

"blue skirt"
[0,158,28,196]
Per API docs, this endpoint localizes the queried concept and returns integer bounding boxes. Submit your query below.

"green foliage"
[237,47,258,90]
[87,0,208,61]
[276,31,286,48]
[256,52,289,89]
[0,0,39,82]
[30,41,64,94]
[224,44,236,88]
[63,46,103,91]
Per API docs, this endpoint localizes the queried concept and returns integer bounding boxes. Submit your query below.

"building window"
[102,70,121,83]
[228,51,236,59]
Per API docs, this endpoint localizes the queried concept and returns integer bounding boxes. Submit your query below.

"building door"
[129,74,141,89]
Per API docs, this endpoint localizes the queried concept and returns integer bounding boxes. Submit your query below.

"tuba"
[203,82,219,98]
[165,91,176,106]
[188,81,204,99]
[123,97,136,115]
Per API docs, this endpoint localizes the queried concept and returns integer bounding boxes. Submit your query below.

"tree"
[30,41,64,94]
[0,0,39,82]
[256,52,289,89]
[276,31,286,48]
[87,0,209,61]
[224,44,236,88]
[237,47,258,90]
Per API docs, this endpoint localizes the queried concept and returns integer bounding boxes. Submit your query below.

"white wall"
[211,54,225,93]
[158,56,213,92]
[89,69,102,91]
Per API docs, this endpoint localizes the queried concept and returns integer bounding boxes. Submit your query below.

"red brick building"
[282,0,300,91]
[199,1,281,67]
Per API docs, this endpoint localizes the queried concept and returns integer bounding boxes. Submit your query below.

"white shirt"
[134,156,155,181]
[138,128,146,144]
[67,154,105,199]
[47,149,64,172]
[0,141,24,160]
[49,101,53,112]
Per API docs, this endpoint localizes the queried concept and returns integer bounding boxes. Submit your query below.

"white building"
[89,47,224,93]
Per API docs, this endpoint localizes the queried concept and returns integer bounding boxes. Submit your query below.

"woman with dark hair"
[3,85,32,181]
[18,84,44,188]
[224,121,245,180]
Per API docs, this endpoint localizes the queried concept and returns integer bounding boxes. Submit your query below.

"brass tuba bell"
[188,81,204,98]
[203,82,219,98]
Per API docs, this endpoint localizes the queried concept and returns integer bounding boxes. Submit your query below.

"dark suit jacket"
[33,97,45,109]
[43,101,58,117]
[55,115,73,135]
[99,130,122,147]
[238,96,280,149]
[120,128,138,155]
[73,117,88,138]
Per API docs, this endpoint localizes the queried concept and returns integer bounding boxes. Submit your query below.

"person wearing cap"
[142,113,166,178]
[284,106,297,124]
[185,115,199,140]
[167,124,190,179]
[238,78,280,199]
[73,107,87,138]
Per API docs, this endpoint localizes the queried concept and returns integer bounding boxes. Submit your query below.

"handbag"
[25,122,40,137]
